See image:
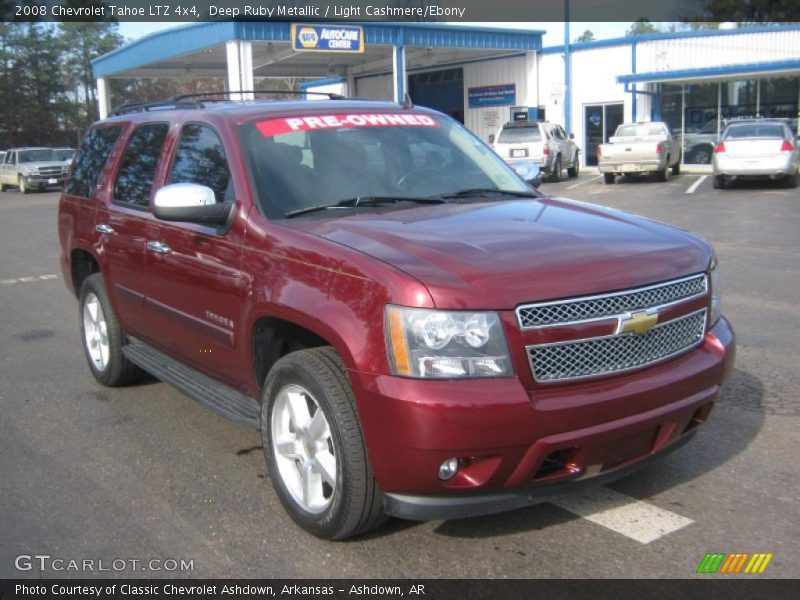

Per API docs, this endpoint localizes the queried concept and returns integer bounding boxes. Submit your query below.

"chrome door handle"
[146,241,171,255]
[95,224,114,234]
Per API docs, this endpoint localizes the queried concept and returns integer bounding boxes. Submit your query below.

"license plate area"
[47,178,58,184]
[511,148,528,158]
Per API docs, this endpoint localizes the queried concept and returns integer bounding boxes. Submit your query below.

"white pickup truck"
[597,122,681,184]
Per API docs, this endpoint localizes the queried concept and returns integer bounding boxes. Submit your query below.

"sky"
[117,21,636,47]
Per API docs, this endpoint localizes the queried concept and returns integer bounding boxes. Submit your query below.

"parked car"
[59,97,734,540]
[712,119,799,189]
[683,119,719,165]
[598,122,681,184]
[0,147,70,193]
[493,120,580,182]
[0,151,5,166]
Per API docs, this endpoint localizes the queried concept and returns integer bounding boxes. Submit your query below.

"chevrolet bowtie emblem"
[618,310,658,336]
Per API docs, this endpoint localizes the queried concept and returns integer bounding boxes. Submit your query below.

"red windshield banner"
[256,113,440,138]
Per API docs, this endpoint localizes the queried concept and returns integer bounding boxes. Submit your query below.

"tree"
[681,0,799,23]
[574,30,595,42]
[627,19,660,36]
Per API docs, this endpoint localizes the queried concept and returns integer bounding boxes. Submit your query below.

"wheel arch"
[70,247,101,297]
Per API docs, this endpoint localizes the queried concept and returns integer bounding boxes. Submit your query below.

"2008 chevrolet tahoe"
[58,96,735,539]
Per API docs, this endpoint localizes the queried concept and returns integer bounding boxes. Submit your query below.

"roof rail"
[107,89,345,118]
[168,90,346,101]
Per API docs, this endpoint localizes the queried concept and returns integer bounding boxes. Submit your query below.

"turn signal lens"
[387,307,411,376]
[714,142,726,154]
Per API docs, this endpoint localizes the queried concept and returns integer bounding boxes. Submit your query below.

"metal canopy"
[92,22,543,117]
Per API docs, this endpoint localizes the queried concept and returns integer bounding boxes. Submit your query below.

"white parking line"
[567,174,603,189]
[550,486,694,544]
[686,175,707,194]
[0,274,58,285]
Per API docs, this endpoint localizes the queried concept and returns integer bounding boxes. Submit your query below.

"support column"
[563,9,571,133]
[631,41,637,122]
[226,40,254,101]
[96,77,109,120]
[392,31,406,103]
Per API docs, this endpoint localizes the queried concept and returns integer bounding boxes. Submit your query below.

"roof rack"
[168,90,345,102]
[108,90,345,118]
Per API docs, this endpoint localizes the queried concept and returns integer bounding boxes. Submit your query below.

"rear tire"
[0,182,7,192]
[567,154,580,178]
[785,171,798,189]
[262,347,386,540]
[550,155,562,182]
[79,273,144,387]
[603,173,615,185]
[713,175,726,189]
[656,164,669,182]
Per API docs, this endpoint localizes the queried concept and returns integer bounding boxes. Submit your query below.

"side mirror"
[153,183,231,226]
[568,132,575,140]
[488,134,496,144]
[512,161,542,189]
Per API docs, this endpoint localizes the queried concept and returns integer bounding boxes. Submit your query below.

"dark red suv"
[58,96,735,539]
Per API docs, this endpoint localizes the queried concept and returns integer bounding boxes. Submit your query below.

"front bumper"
[352,317,734,520]
[23,174,66,188]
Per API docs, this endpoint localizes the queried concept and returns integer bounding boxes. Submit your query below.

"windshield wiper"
[434,188,540,199]
[285,196,448,218]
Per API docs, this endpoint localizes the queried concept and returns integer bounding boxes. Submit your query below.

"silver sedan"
[712,120,799,189]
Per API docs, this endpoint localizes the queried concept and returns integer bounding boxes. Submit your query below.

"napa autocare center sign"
[468,84,517,108]
[291,24,364,53]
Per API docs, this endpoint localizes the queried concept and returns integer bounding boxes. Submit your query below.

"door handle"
[146,241,171,255]
[95,224,114,235]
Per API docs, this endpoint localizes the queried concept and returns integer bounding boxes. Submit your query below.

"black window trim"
[163,120,235,206]
[112,121,171,212]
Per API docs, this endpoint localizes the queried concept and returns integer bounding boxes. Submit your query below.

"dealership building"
[93,22,800,166]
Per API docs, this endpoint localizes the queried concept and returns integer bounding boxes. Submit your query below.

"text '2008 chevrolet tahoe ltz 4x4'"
[58,95,735,540]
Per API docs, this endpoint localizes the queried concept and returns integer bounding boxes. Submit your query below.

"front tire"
[672,159,681,176]
[262,347,386,540]
[19,176,29,195]
[567,154,580,178]
[79,273,143,387]
[603,173,615,184]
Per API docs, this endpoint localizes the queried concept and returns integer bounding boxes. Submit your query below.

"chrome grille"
[527,309,707,383]
[517,274,707,329]
[37,166,62,176]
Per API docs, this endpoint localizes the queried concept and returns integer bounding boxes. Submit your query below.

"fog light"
[438,457,460,481]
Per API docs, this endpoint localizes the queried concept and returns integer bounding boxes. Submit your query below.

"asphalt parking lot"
[1,173,798,579]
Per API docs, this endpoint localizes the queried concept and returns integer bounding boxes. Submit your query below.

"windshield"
[615,124,666,138]
[54,149,75,161]
[241,112,529,218]
[497,125,542,143]
[19,149,59,163]
[724,123,786,140]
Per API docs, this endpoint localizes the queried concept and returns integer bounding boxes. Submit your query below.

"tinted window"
[66,127,123,198]
[616,124,666,137]
[497,125,542,143]
[169,123,232,203]
[114,124,169,208]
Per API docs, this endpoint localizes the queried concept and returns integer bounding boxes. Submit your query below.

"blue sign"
[468,84,516,108]
[291,24,364,53]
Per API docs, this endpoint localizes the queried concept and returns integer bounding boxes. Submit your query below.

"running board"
[123,338,260,429]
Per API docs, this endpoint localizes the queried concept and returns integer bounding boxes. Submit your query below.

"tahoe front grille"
[526,309,707,383]
[516,273,708,329]
[37,166,63,176]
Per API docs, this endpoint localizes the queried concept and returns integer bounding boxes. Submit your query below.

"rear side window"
[169,123,232,203]
[113,123,169,209]
[66,126,122,198]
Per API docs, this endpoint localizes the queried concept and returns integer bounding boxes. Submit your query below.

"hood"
[21,161,66,170]
[285,197,711,309]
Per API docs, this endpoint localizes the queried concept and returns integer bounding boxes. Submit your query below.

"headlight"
[709,256,721,328]
[19,166,33,175]
[385,306,513,378]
